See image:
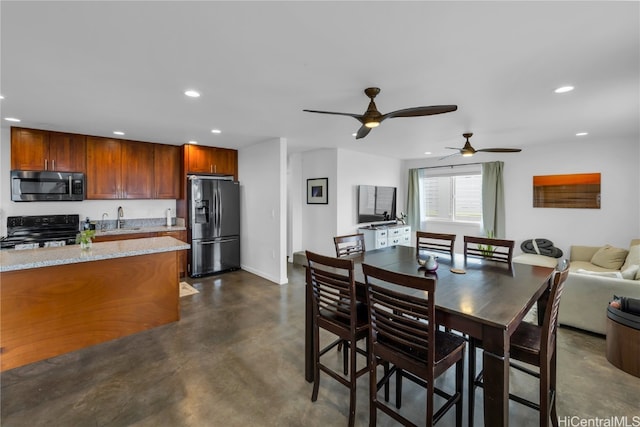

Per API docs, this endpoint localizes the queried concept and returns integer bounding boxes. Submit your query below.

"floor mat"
[179,282,199,297]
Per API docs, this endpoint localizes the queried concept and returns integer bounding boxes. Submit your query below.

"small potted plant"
[76,229,96,250]
[478,230,496,258]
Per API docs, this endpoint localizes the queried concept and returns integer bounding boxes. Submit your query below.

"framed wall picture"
[533,173,601,208]
[307,178,328,204]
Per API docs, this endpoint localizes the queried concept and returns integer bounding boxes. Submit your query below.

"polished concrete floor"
[2,264,639,426]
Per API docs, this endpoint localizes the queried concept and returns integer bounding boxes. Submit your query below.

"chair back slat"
[306,251,357,329]
[334,233,366,257]
[362,263,436,373]
[416,231,456,256]
[542,260,570,356]
[463,235,515,265]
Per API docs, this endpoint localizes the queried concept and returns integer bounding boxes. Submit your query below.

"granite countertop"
[94,224,186,237]
[0,236,190,273]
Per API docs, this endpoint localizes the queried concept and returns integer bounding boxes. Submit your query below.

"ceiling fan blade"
[303,109,364,122]
[383,105,458,120]
[355,125,372,139]
[476,148,522,153]
[445,147,462,150]
[438,152,461,161]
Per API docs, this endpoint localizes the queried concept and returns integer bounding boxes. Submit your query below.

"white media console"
[358,224,411,250]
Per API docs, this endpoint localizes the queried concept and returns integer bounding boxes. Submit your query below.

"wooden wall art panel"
[533,173,601,209]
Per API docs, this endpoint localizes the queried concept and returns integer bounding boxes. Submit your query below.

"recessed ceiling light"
[424,151,432,155]
[554,86,574,94]
[184,90,200,98]
[352,133,357,137]
[211,129,221,134]
[188,140,198,144]
[576,132,588,136]
[113,131,125,136]
[0,95,4,99]
[4,117,21,122]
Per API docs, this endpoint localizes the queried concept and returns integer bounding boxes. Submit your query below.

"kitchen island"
[0,237,190,372]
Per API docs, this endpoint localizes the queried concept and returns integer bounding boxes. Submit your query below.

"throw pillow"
[636,268,640,280]
[621,244,640,271]
[621,264,639,280]
[590,245,629,270]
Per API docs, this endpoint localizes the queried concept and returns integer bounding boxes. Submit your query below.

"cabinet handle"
[44,159,48,170]
[52,159,56,171]
[214,164,217,173]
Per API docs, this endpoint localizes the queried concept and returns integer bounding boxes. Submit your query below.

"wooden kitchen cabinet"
[154,144,182,199]
[86,136,122,199]
[93,232,157,242]
[214,148,237,177]
[86,137,155,199]
[11,127,86,172]
[158,230,188,277]
[184,144,237,179]
[122,140,154,199]
[94,230,188,277]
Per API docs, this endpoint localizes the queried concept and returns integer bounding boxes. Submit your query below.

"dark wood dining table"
[304,245,555,427]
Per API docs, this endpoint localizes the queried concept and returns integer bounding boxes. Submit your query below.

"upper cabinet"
[184,144,237,179]
[86,136,123,199]
[11,127,86,172]
[154,144,182,199]
[86,136,181,200]
[121,140,154,199]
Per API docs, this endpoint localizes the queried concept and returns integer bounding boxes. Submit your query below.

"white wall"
[0,127,176,236]
[405,136,640,257]
[290,148,403,257]
[298,149,338,256]
[238,138,287,285]
[336,148,404,235]
[287,152,302,260]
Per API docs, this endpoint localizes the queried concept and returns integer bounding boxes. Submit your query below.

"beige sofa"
[514,239,640,335]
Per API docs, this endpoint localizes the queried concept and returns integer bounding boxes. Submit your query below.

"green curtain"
[407,168,422,231]
[481,161,505,238]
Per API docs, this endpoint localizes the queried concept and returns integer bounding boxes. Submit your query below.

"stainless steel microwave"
[11,170,85,201]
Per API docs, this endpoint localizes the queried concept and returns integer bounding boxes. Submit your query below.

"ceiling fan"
[440,133,522,160]
[303,87,457,139]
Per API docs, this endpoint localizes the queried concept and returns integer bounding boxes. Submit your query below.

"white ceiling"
[1,1,638,160]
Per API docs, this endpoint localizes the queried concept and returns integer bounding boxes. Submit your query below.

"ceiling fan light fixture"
[365,120,379,128]
[461,151,474,157]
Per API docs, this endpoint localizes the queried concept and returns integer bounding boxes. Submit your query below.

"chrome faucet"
[117,206,124,229]
[101,212,109,232]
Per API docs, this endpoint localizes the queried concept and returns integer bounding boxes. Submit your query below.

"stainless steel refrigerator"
[188,176,240,277]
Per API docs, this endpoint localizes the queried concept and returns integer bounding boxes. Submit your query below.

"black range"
[1,214,80,250]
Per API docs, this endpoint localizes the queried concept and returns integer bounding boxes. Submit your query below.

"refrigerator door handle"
[198,238,237,245]
[217,185,222,236]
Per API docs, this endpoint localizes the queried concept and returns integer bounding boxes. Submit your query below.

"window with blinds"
[421,169,482,223]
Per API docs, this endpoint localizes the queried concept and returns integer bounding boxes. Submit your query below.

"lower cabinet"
[359,225,411,250]
[94,230,187,277]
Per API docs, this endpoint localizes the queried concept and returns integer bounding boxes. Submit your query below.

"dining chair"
[362,263,466,427]
[416,231,456,257]
[463,235,515,265]
[333,233,367,362]
[334,233,366,258]
[468,259,570,427]
[306,250,369,427]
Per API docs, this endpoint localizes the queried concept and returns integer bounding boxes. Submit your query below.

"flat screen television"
[357,185,397,224]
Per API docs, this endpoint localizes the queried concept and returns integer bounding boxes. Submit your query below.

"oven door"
[11,170,85,201]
